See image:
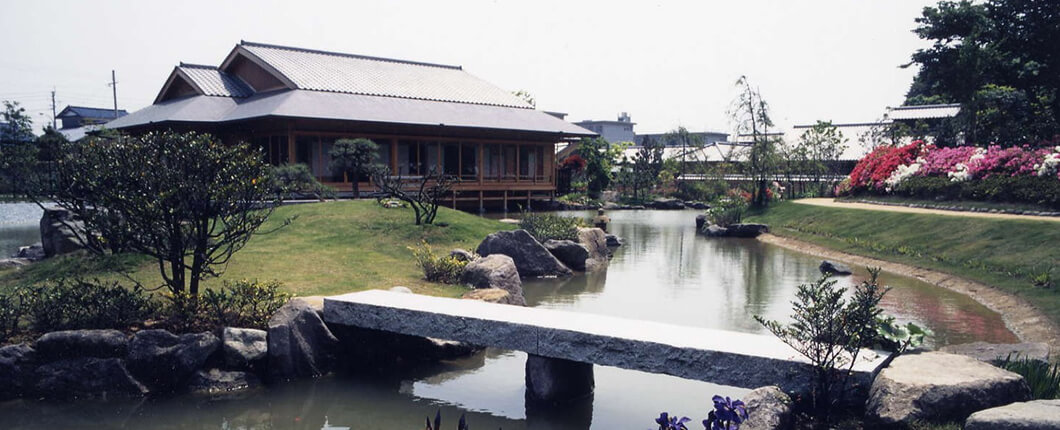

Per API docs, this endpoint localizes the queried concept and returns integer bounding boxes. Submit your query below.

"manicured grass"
[0,201,513,298]
[746,201,1060,327]
[839,195,1056,213]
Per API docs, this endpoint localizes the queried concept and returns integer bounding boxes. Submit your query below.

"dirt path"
[758,233,1060,355]
[794,198,1060,223]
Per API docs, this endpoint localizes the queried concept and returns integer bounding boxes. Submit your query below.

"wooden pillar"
[526,190,531,210]
[478,190,484,213]
[478,142,484,185]
[503,190,508,213]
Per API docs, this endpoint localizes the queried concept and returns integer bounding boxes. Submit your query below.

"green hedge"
[888,176,1060,209]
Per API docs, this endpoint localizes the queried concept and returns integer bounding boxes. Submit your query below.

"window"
[461,142,478,181]
[443,143,460,176]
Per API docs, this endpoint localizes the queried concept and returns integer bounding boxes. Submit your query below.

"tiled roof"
[178,63,254,98]
[57,105,127,119]
[888,103,961,121]
[106,91,594,138]
[237,41,533,109]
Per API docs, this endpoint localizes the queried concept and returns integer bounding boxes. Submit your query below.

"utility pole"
[109,70,118,118]
[51,89,57,129]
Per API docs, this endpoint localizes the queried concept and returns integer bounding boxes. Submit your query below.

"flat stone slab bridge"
[323,290,888,402]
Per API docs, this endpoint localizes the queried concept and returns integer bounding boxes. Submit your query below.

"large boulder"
[964,399,1060,430]
[865,352,1030,425]
[727,223,770,238]
[819,260,853,276]
[126,329,221,392]
[34,357,148,399]
[461,254,525,306]
[576,227,611,272]
[695,214,708,230]
[39,207,85,257]
[186,368,262,395]
[14,243,45,261]
[940,341,1051,364]
[741,386,793,430]
[222,327,268,369]
[267,299,340,381]
[462,288,519,305]
[0,343,36,400]
[544,239,589,272]
[35,329,128,362]
[449,248,475,262]
[703,224,729,237]
[475,229,572,277]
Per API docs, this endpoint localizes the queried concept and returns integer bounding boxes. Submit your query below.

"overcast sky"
[1,0,935,134]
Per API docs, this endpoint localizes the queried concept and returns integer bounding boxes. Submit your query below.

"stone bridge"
[323,290,887,403]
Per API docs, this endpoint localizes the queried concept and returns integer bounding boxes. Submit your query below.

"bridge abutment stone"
[524,354,594,404]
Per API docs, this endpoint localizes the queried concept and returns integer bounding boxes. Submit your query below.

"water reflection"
[0,202,42,257]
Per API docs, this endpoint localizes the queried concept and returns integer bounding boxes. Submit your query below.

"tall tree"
[329,138,381,198]
[663,127,704,175]
[729,76,780,207]
[625,135,665,200]
[797,121,848,194]
[576,137,621,198]
[0,101,38,196]
[906,0,1060,144]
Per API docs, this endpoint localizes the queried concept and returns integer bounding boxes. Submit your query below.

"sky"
[0,0,935,134]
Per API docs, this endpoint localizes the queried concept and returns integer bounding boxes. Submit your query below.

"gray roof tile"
[178,63,254,98]
[239,41,533,109]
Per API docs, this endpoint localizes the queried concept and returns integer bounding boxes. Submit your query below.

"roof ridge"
[63,105,127,112]
[179,62,220,69]
[239,40,463,70]
[891,103,962,110]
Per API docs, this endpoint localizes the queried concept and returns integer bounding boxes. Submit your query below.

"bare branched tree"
[371,166,455,225]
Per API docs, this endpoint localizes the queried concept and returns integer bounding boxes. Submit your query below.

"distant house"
[574,112,636,144]
[56,105,127,129]
[107,41,594,209]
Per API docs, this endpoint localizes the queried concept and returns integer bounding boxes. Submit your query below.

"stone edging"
[842,198,1060,217]
[756,233,1060,357]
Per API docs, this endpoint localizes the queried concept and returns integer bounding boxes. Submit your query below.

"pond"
[0,209,1017,429]
[0,202,42,257]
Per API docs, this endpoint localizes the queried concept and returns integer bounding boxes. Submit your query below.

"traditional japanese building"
[107,41,594,209]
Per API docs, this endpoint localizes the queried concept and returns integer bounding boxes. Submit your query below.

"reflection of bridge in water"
[323,290,887,407]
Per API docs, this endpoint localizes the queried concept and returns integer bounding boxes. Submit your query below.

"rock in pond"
[727,223,770,238]
[222,327,268,369]
[703,224,729,237]
[865,351,1030,425]
[646,198,685,210]
[186,368,262,395]
[940,341,1050,364]
[40,207,85,257]
[14,243,45,260]
[576,227,610,271]
[964,399,1060,430]
[461,254,525,306]
[741,386,793,430]
[818,260,853,276]
[34,357,148,399]
[604,234,623,247]
[544,239,589,272]
[267,298,340,381]
[0,343,36,400]
[695,214,708,230]
[126,329,221,392]
[36,329,128,362]
[475,229,572,278]
[462,288,519,305]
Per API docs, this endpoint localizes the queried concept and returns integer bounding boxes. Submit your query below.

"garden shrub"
[270,163,334,200]
[201,279,291,329]
[23,279,158,333]
[673,180,729,202]
[409,241,468,284]
[705,192,748,227]
[519,211,581,242]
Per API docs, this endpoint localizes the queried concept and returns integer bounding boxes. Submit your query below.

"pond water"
[0,202,42,257]
[0,209,1017,429]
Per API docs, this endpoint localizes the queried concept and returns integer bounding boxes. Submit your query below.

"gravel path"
[793,198,1060,222]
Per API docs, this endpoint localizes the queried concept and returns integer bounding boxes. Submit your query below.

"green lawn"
[0,201,513,298]
[746,201,1060,327]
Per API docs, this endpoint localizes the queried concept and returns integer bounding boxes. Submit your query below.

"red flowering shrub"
[560,155,586,171]
[848,141,928,191]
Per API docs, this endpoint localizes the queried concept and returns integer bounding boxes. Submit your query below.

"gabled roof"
[178,63,254,97]
[56,105,127,119]
[219,41,534,109]
[887,103,961,121]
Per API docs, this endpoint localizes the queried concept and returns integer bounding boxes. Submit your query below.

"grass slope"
[0,201,513,297]
[746,201,1060,327]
